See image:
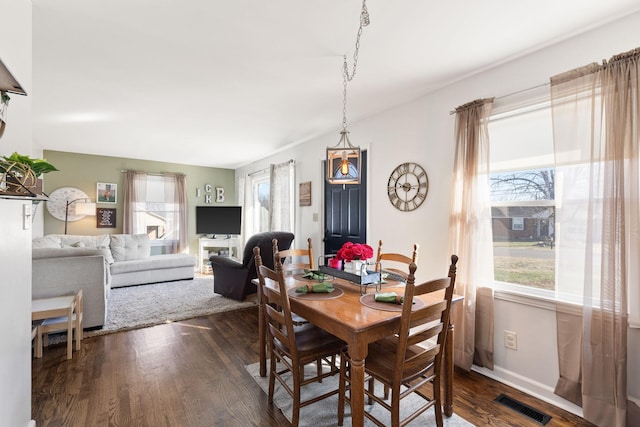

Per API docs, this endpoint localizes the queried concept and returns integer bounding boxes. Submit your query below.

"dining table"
[254,271,463,427]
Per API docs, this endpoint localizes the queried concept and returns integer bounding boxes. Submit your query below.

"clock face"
[387,163,429,211]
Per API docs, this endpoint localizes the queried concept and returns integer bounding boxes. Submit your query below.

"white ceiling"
[32,0,640,169]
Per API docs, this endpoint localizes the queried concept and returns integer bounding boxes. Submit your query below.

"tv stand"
[199,236,240,274]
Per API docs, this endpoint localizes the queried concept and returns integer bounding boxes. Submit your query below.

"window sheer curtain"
[123,170,188,253]
[269,160,294,232]
[123,170,147,234]
[551,47,639,427]
[168,172,188,253]
[239,175,251,249]
[449,98,496,370]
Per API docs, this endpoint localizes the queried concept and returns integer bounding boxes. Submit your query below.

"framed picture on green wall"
[97,208,116,228]
[97,182,117,203]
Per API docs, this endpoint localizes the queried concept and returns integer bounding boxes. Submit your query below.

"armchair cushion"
[210,231,294,301]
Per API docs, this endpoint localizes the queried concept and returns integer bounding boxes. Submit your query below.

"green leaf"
[1,152,59,177]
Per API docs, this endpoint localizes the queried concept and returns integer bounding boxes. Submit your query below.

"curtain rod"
[248,168,268,177]
[247,159,294,176]
[449,81,550,115]
[120,170,185,177]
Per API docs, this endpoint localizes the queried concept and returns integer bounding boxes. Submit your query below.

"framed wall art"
[299,181,311,207]
[97,182,117,203]
[97,208,116,228]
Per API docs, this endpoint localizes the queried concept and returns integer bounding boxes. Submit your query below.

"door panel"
[324,150,367,255]
[346,186,362,236]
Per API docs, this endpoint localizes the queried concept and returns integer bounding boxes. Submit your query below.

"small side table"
[32,294,77,359]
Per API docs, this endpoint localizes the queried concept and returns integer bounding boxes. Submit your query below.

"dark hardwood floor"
[32,306,594,426]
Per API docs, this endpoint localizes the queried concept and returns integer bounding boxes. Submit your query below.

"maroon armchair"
[210,231,294,301]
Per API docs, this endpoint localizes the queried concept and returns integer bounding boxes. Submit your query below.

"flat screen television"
[196,206,242,237]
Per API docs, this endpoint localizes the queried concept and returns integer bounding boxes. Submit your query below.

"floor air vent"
[494,394,552,425]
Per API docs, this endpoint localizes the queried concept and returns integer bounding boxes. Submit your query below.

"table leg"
[66,306,73,360]
[36,326,43,359]
[444,322,454,417]
[350,358,365,427]
[75,292,83,351]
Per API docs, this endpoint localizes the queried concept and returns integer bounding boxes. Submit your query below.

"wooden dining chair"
[255,242,314,377]
[272,238,314,325]
[274,237,314,274]
[271,238,334,379]
[374,240,419,399]
[254,247,346,427]
[338,255,458,427]
[374,240,419,281]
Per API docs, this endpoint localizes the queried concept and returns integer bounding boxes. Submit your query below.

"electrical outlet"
[504,330,517,350]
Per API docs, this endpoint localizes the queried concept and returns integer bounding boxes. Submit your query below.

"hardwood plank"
[32,305,593,427]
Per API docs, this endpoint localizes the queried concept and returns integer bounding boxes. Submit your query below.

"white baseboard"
[471,365,584,418]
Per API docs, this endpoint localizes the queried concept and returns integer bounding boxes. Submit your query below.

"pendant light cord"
[342,0,370,131]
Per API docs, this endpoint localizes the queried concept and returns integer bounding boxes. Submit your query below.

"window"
[251,174,270,234]
[488,100,556,293]
[244,161,295,238]
[511,217,524,231]
[126,172,186,254]
[241,171,271,239]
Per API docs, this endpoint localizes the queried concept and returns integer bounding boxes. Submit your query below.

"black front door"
[324,150,367,255]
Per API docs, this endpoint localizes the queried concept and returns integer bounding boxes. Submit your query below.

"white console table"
[199,237,241,274]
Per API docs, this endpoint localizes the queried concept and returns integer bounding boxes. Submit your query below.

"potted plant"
[0,152,59,196]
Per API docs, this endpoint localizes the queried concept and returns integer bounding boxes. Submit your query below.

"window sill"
[491,283,583,316]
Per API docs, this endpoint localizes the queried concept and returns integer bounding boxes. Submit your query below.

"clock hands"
[388,182,425,191]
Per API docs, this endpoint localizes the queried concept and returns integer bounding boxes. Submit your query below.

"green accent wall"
[42,150,236,256]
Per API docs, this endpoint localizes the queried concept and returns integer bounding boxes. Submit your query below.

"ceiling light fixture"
[326,0,370,185]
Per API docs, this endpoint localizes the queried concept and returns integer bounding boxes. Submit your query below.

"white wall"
[0,0,42,235]
[0,0,34,426]
[236,10,640,414]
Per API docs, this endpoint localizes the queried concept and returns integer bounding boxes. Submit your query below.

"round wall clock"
[387,162,429,211]
[46,187,91,221]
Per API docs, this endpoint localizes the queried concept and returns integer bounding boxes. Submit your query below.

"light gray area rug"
[87,277,256,337]
[49,277,256,344]
[245,362,475,427]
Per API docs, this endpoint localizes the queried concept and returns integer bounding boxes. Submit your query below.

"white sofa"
[32,234,196,328]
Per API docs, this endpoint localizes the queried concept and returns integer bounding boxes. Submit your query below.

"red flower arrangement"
[335,242,374,262]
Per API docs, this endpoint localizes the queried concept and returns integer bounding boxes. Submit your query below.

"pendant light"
[0,59,27,139]
[326,0,370,185]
